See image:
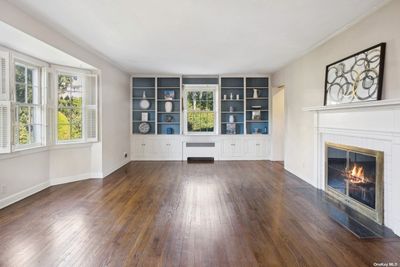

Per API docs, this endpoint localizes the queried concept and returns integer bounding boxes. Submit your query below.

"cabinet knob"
[256,143,260,146]
[166,144,171,146]
[231,143,235,146]
[141,144,146,146]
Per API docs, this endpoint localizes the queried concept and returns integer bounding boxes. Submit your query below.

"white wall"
[0,1,130,207]
[271,0,400,185]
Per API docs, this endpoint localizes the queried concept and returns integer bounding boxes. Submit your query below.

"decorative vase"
[229,106,234,112]
[229,115,235,123]
[230,93,233,100]
[139,91,150,110]
[165,101,173,113]
[253,89,259,99]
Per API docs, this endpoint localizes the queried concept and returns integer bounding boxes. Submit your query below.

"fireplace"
[325,142,384,224]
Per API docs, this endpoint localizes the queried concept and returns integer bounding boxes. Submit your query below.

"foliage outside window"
[57,74,83,141]
[185,87,216,133]
[14,63,42,146]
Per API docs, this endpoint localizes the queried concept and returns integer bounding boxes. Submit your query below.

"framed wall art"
[324,43,386,106]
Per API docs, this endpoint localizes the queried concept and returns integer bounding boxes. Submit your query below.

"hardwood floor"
[0,161,399,267]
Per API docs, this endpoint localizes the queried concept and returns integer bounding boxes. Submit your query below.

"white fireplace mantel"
[303,98,400,112]
[305,99,400,236]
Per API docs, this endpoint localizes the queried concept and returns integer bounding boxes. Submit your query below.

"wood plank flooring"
[0,161,399,266]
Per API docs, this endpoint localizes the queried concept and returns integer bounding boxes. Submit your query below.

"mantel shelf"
[303,99,400,112]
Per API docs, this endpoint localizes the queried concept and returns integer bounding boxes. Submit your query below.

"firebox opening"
[325,142,384,224]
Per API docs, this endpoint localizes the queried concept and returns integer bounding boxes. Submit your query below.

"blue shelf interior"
[221,78,244,134]
[132,77,156,134]
[246,77,269,135]
[157,77,181,134]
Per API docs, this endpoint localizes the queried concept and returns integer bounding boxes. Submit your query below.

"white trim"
[303,99,400,112]
[50,172,99,186]
[0,142,92,160]
[102,159,130,177]
[0,181,49,209]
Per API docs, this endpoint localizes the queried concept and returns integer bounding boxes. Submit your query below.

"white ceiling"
[8,0,387,74]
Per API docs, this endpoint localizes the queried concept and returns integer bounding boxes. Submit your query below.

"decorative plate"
[138,122,150,134]
[139,99,150,110]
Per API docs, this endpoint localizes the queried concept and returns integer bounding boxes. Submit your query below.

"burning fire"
[346,164,369,184]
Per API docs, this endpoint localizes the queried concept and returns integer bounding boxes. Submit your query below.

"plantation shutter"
[84,74,98,142]
[0,50,11,153]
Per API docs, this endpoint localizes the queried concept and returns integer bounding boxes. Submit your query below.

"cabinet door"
[246,140,267,158]
[159,139,181,159]
[223,139,243,157]
[133,139,152,157]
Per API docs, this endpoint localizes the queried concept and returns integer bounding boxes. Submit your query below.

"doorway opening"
[271,86,285,164]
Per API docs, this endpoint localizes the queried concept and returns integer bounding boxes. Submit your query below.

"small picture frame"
[226,123,236,134]
[252,110,261,120]
[164,90,175,100]
[141,112,148,121]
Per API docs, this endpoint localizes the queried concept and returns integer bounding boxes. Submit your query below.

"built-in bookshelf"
[132,76,269,135]
[246,77,269,134]
[220,77,245,134]
[157,77,181,135]
[132,77,156,134]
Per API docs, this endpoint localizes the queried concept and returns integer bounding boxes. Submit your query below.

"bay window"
[0,47,98,154]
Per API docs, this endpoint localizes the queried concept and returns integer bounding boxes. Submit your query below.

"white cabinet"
[246,139,267,158]
[159,139,181,160]
[132,138,153,159]
[222,139,243,158]
[131,135,270,161]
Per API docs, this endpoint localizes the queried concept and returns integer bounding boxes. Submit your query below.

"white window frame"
[12,55,47,151]
[183,84,218,135]
[54,66,98,145]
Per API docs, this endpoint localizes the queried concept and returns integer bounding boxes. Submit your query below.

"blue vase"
[167,127,173,134]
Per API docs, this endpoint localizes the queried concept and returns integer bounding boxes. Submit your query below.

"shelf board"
[221,111,244,114]
[132,87,155,89]
[246,87,268,89]
[246,120,268,123]
[157,87,180,89]
[221,122,244,124]
[132,97,155,100]
[246,109,268,112]
[158,122,180,125]
[133,120,156,123]
[221,99,243,102]
[157,112,180,114]
[246,97,268,100]
[157,99,180,102]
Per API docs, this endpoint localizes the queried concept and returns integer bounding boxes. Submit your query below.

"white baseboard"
[50,173,94,186]
[0,181,50,209]
[102,159,130,177]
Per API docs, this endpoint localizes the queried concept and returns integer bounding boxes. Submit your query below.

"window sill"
[0,142,95,160]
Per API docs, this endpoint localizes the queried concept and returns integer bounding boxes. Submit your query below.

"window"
[0,48,99,155]
[57,73,83,141]
[56,71,98,143]
[14,62,42,147]
[184,85,217,134]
